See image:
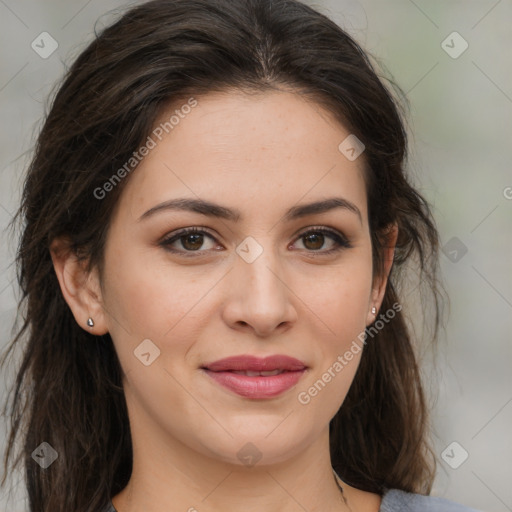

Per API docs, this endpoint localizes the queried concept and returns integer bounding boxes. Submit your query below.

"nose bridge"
[227,234,295,334]
[238,236,286,300]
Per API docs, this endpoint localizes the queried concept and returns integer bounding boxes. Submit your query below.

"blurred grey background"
[0,1,511,511]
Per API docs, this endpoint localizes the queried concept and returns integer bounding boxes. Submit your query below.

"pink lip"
[201,355,308,399]
[203,354,307,372]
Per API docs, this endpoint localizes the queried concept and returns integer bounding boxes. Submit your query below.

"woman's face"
[97,89,389,466]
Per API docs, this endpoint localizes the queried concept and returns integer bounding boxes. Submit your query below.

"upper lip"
[202,355,307,372]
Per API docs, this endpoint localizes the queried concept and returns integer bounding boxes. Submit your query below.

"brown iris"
[181,233,204,250]
[302,232,325,250]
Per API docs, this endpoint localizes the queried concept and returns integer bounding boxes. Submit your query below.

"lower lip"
[203,369,306,399]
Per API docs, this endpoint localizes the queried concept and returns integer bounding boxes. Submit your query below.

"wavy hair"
[1,0,445,510]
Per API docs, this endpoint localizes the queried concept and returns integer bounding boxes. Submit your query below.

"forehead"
[117,89,368,224]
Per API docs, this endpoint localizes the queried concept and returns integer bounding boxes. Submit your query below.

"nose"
[221,242,298,337]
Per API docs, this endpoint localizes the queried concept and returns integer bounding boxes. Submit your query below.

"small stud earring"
[371,307,376,315]
[87,317,94,328]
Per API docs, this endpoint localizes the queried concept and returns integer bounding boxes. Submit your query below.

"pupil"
[304,233,323,250]
[183,234,203,250]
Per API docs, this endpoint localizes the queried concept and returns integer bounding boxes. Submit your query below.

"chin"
[195,426,314,468]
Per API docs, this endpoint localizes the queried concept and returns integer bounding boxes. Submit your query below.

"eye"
[159,226,352,257]
[160,227,220,255]
[291,227,352,254]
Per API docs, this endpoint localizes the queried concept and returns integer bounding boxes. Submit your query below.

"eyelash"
[159,226,352,257]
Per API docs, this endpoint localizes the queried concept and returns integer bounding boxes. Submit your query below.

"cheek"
[294,272,369,421]
[102,258,212,424]
[102,241,212,336]
[293,252,372,403]
[299,254,373,339]
[100,244,218,383]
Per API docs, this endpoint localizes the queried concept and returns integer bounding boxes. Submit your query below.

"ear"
[50,237,109,335]
[367,223,398,325]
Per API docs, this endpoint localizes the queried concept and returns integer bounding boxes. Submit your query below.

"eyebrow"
[138,197,362,224]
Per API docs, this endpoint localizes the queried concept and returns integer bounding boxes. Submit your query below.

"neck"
[113,429,355,512]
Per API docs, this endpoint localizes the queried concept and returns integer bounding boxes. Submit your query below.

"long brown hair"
[1,0,445,510]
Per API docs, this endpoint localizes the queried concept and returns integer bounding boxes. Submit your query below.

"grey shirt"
[380,489,480,511]
[104,489,480,511]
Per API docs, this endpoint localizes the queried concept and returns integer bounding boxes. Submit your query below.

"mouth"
[201,355,308,399]
[202,354,307,372]
[227,369,289,376]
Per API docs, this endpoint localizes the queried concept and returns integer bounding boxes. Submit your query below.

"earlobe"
[49,238,109,335]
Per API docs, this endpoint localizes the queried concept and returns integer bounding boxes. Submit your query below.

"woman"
[0,0,481,510]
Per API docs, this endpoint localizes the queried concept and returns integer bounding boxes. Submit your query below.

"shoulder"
[380,489,481,512]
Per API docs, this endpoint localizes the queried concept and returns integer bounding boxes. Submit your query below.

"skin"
[51,88,397,512]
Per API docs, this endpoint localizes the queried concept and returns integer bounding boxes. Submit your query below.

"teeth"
[231,369,285,376]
